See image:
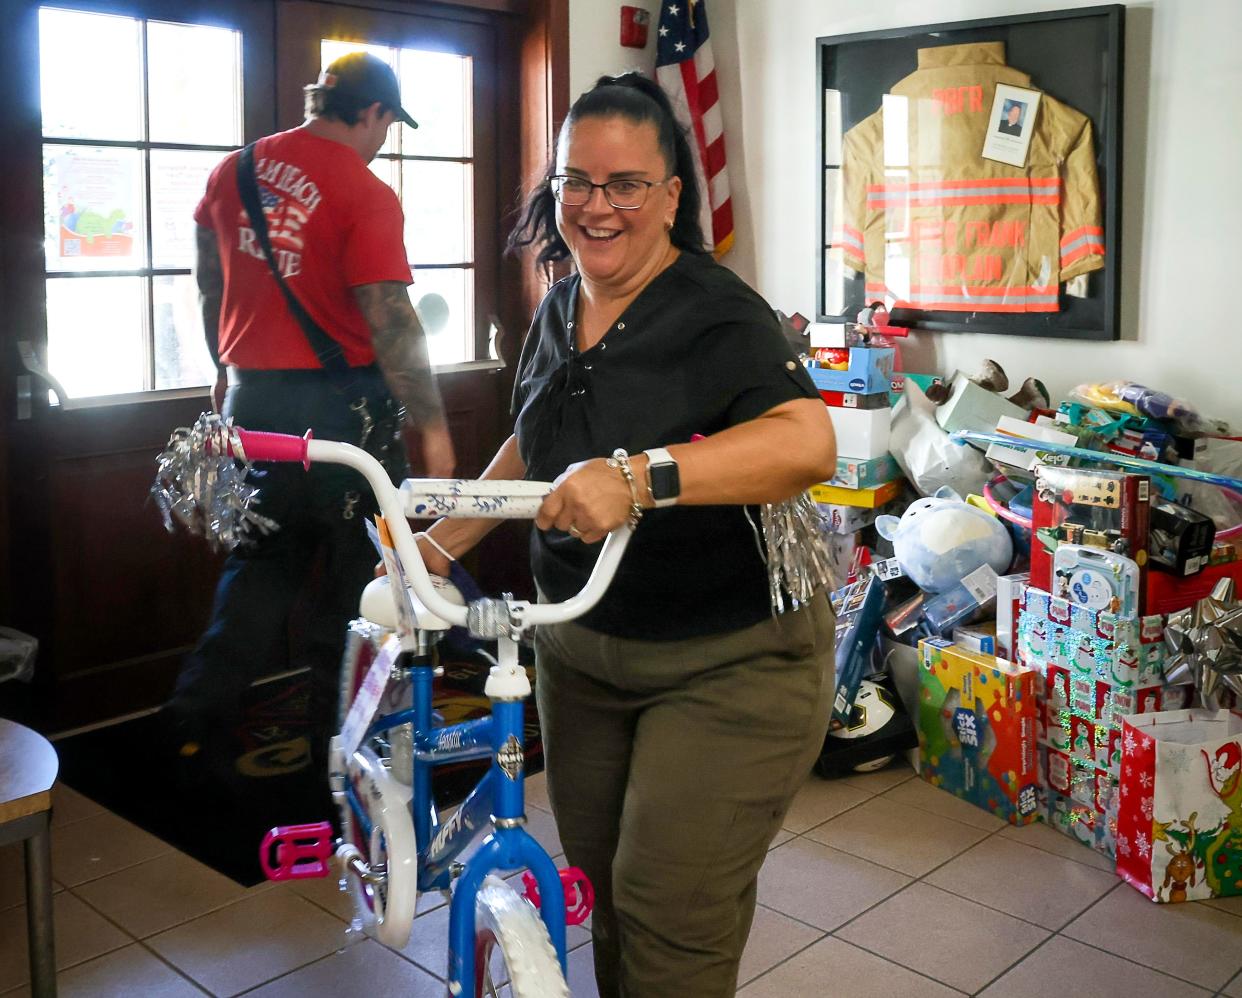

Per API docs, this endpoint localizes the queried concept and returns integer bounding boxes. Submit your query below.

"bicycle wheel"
[337,745,418,949]
[473,875,569,998]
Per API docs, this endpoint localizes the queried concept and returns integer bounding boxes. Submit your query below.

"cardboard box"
[816,501,890,535]
[828,453,902,490]
[889,372,944,406]
[934,372,1027,434]
[805,347,895,394]
[828,406,891,460]
[917,638,1040,825]
[819,389,891,410]
[985,416,1078,473]
[809,478,902,509]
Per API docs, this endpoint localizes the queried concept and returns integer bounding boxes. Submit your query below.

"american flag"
[655,0,734,257]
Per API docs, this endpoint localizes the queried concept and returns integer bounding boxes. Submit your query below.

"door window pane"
[148,22,242,146]
[151,149,226,269]
[403,160,471,265]
[410,268,472,367]
[39,8,142,141]
[369,157,400,194]
[154,275,212,390]
[44,145,145,273]
[400,50,471,158]
[46,277,146,399]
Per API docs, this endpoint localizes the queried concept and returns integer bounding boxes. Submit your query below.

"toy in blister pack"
[1052,544,1140,617]
[829,576,887,731]
[1032,465,1151,608]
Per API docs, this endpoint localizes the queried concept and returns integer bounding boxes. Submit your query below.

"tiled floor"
[4,764,1242,996]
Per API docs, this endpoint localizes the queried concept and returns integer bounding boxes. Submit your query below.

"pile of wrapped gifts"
[792,304,1242,904]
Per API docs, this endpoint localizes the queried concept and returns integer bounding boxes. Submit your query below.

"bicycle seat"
[359,573,465,632]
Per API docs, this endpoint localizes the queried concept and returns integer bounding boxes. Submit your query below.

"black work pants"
[166,366,403,751]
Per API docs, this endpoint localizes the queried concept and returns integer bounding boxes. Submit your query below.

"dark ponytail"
[506,72,708,265]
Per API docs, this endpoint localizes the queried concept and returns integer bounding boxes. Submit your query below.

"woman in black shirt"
[419,73,837,997]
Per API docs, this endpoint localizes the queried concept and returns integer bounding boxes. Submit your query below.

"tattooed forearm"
[353,282,446,429]
[195,225,225,369]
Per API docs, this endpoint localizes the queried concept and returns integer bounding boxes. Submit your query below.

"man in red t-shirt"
[163,53,454,768]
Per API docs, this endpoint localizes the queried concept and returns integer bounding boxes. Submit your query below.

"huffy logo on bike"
[437,728,466,751]
[497,734,524,781]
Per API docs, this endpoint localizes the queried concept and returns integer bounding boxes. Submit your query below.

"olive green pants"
[534,593,835,998]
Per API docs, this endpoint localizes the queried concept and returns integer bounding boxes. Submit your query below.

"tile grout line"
[1049,914,1240,994]
[48,881,212,995]
[820,934,972,995]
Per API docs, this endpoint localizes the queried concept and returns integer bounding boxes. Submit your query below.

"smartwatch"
[643,448,680,507]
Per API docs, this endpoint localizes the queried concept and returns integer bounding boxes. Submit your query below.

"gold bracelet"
[606,448,645,529]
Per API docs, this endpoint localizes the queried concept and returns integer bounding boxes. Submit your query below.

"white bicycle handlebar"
[228,427,631,632]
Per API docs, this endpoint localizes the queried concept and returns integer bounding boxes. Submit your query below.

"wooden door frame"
[0,0,567,728]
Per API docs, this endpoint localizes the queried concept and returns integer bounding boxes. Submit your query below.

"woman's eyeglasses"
[549,175,669,210]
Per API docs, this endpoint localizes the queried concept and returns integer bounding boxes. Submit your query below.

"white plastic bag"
[889,379,992,498]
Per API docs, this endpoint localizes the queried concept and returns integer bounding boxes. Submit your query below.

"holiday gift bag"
[1116,709,1242,903]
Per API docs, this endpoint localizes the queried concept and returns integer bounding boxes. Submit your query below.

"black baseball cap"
[318,52,418,128]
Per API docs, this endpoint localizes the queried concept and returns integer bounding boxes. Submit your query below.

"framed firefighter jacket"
[818,6,1124,341]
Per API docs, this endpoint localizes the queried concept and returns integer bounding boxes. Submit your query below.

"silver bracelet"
[605,449,645,529]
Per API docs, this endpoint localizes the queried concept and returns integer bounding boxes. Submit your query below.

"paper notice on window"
[982,84,1042,168]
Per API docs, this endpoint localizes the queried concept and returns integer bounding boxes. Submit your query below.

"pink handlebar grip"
[235,428,313,469]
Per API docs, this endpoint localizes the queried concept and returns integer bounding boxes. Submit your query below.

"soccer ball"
[828,679,898,772]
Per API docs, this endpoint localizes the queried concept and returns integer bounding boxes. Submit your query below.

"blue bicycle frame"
[346,644,567,992]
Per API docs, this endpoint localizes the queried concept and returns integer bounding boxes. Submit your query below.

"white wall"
[726,0,1242,421]
[568,0,1242,423]
[570,0,658,95]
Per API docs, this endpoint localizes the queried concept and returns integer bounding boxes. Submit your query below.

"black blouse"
[512,250,818,640]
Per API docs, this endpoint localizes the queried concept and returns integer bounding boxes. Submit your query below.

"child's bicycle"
[183,419,631,997]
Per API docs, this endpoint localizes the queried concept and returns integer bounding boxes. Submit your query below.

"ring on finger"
[568,524,583,538]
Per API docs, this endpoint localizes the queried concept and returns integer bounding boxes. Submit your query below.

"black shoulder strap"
[236,142,359,394]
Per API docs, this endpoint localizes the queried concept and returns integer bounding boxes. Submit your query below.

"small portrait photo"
[998,98,1027,136]
[982,84,1041,167]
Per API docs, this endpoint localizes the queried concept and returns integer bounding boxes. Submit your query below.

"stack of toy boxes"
[806,345,903,534]
[917,638,1040,825]
[1016,587,1188,857]
[1018,464,1189,857]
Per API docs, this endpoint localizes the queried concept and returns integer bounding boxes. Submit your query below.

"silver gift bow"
[151,412,278,552]
[1162,578,1242,709]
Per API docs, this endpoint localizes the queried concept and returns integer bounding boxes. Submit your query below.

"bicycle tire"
[473,875,569,998]
[338,745,418,949]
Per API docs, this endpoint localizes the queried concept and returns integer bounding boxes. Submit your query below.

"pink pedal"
[259,822,335,881]
[521,867,595,925]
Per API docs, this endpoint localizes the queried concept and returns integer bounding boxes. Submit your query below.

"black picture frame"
[817,5,1124,341]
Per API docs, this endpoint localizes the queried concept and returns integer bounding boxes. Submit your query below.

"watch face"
[649,461,680,501]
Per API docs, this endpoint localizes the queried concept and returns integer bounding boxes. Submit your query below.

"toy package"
[830,575,888,730]
[827,453,902,490]
[1031,465,1151,608]
[917,638,1040,825]
[809,478,902,509]
[805,347,894,394]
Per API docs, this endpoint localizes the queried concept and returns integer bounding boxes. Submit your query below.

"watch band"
[643,447,680,507]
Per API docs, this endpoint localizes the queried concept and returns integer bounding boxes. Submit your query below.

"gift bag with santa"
[1115,709,1242,903]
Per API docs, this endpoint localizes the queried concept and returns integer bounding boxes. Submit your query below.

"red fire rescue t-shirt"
[194,128,411,369]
